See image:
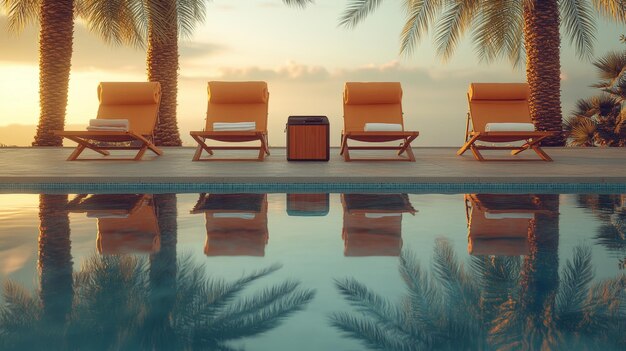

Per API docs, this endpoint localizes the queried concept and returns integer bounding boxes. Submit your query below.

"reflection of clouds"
[0,246,32,275]
[0,195,39,275]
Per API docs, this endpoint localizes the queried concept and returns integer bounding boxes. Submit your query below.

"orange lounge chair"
[465,194,553,256]
[190,81,270,161]
[340,82,419,161]
[66,194,160,255]
[191,193,269,256]
[341,193,416,256]
[457,83,557,161]
[55,82,163,161]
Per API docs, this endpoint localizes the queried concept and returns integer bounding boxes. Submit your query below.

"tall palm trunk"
[147,0,182,146]
[38,194,73,324]
[33,0,74,146]
[519,194,560,349]
[523,0,565,146]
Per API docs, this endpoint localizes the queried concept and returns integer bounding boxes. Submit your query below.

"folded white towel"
[213,122,256,131]
[364,123,403,132]
[364,213,402,218]
[484,212,534,220]
[213,212,256,220]
[86,212,130,219]
[87,126,128,132]
[89,119,129,128]
[485,123,535,132]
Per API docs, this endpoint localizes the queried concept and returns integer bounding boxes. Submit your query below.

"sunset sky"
[0,0,624,146]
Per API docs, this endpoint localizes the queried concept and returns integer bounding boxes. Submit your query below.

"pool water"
[0,193,624,350]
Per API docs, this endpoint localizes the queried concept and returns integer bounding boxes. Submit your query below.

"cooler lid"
[287,116,329,125]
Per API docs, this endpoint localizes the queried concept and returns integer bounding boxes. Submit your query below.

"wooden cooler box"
[286,193,330,216]
[286,116,330,161]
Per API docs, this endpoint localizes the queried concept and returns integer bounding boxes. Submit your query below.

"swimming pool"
[0,192,624,350]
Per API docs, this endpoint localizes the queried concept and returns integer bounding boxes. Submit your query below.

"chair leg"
[457,135,480,156]
[134,144,148,160]
[341,137,351,162]
[531,146,553,161]
[403,144,416,162]
[67,144,87,161]
[191,135,214,161]
[470,145,485,161]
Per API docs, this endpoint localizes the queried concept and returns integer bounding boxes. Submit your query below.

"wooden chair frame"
[190,131,270,161]
[55,131,162,161]
[339,131,419,162]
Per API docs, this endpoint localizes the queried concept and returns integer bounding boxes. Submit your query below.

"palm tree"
[2,0,74,146]
[330,242,626,350]
[565,47,626,146]
[340,0,626,146]
[1,254,316,350]
[83,0,312,146]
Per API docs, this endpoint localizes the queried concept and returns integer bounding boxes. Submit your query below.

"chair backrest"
[203,194,269,256]
[343,82,404,132]
[467,83,533,133]
[96,82,161,136]
[96,197,161,254]
[206,81,269,132]
[466,194,534,239]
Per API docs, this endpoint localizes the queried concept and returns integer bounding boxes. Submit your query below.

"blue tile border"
[2,182,626,194]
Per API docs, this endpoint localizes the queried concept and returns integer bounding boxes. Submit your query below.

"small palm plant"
[565,43,626,146]
[0,254,315,350]
[330,240,626,351]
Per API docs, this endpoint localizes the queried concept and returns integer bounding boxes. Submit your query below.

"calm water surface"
[0,193,624,350]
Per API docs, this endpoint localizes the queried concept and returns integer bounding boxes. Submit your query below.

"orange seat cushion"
[208,81,268,104]
[344,82,402,105]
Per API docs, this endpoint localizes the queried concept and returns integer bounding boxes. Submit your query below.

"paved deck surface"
[1,147,625,188]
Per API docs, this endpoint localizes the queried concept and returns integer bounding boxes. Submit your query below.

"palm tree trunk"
[33,0,74,146]
[523,0,565,146]
[38,194,73,324]
[147,0,182,146]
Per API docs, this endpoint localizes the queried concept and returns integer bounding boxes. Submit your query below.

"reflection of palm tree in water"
[1,193,315,350]
[331,205,626,350]
[577,194,626,269]
[38,194,73,324]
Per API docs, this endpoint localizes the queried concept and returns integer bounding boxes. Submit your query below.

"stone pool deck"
[1,147,625,191]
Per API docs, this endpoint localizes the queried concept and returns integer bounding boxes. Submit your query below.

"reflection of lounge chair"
[286,193,329,216]
[190,81,270,161]
[340,82,419,161]
[457,83,556,161]
[191,193,268,256]
[341,194,416,256]
[55,82,163,161]
[465,194,553,256]
[67,194,160,254]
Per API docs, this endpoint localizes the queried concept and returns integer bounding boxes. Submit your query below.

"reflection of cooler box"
[287,193,329,216]
[286,116,330,161]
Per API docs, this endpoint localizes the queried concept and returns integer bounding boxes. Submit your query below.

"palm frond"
[399,0,444,55]
[79,0,146,48]
[339,0,385,28]
[592,50,626,95]
[2,0,40,33]
[434,0,479,61]
[329,312,415,351]
[282,0,314,9]
[207,284,315,341]
[555,246,594,318]
[560,0,597,60]
[472,0,525,67]
[334,277,408,336]
[177,0,207,39]
[592,0,626,23]
[146,0,178,43]
[565,115,597,146]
